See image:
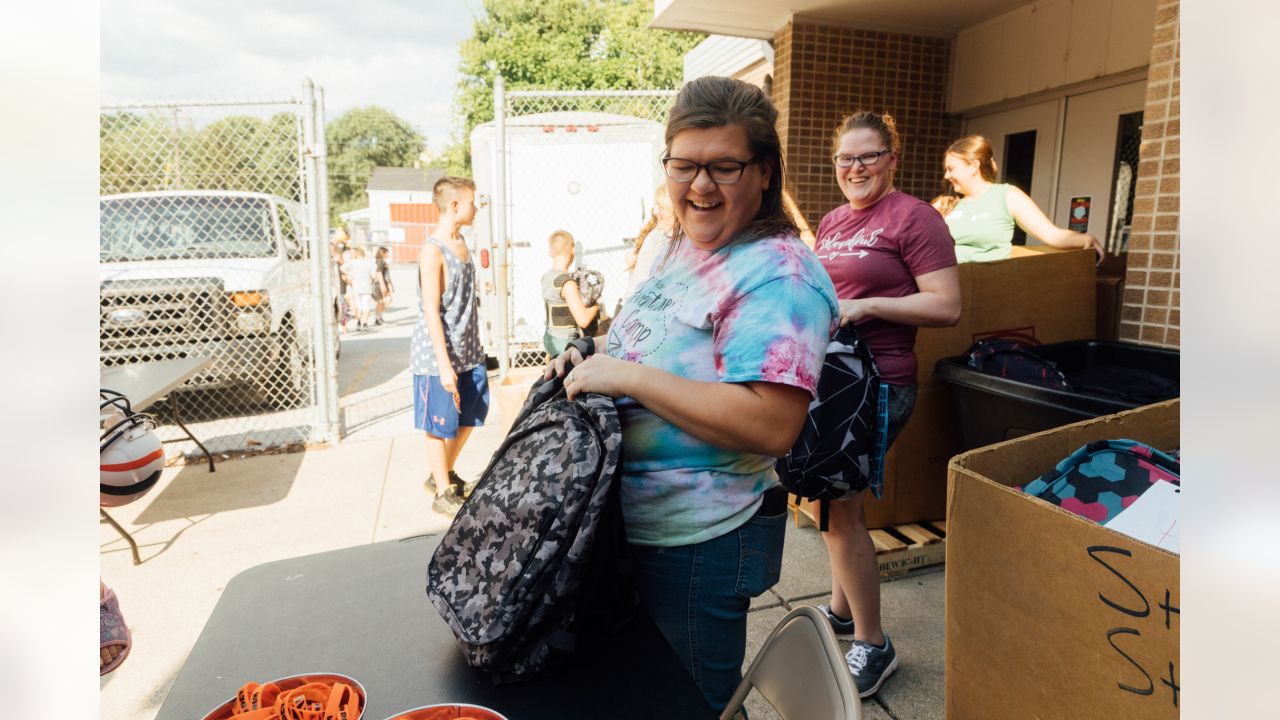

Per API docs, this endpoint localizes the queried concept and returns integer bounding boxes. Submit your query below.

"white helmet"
[100,389,164,507]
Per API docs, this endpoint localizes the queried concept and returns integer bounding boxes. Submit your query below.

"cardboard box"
[863,383,954,527]
[495,367,545,433]
[863,247,1097,528]
[1096,276,1124,341]
[945,400,1180,720]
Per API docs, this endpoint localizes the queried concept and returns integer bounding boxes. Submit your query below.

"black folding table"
[156,533,716,720]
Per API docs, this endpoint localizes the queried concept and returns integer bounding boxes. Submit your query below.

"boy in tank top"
[411,176,490,517]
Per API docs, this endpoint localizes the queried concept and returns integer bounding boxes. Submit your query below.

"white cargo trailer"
[470,110,666,362]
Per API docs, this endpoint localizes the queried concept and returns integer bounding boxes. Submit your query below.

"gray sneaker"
[431,483,465,517]
[817,604,855,639]
[846,634,899,698]
[449,470,479,499]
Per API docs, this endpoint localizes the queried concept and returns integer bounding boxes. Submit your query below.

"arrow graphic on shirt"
[819,249,871,260]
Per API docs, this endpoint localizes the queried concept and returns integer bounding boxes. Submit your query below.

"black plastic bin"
[935,339,1179,451]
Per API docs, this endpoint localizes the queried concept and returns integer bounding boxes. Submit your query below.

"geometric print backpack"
[1019,439,1181,525]
[776,324,888,530]
[965,337,1071,391]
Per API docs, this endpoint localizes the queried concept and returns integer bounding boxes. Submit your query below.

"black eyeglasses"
[661,156,759,184]
[832,149,893,169]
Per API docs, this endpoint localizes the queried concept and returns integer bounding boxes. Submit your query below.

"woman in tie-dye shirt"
[544,77,837,712]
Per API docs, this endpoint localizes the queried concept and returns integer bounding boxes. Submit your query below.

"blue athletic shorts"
[413,366,490,439]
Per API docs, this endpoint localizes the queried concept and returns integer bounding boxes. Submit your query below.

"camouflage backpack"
[426,360,633,683]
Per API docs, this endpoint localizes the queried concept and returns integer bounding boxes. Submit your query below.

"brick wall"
[771,20,954,226]
[771,23,793,162]
[1119,0,1180,348]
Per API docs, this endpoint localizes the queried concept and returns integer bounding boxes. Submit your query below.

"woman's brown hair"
[930,193,960,217]
[662,76,798,253]
[627,186,672,271]
[945,134,999,182]
[831,110,902,158]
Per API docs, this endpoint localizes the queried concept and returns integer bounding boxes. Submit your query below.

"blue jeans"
[628,495,787,713]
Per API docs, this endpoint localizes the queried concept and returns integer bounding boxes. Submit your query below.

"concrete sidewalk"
[100,391,944,719]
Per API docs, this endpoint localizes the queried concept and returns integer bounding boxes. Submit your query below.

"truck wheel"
[266,320,311,409]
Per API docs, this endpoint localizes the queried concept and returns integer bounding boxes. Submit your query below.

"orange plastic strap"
[278,682,356,720]
[234,682,257,711]
[229,681,282,719]
[322,682,359,720]
[228,708,279,720]
[278,683,326,719]
[226,679,359,720]
[251,682,281,710]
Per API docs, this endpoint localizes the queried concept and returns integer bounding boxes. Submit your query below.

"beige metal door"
[962,98,1061,220]
[1053,80,1147,237]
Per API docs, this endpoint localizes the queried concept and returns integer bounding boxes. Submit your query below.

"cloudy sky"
[101,0,483,152]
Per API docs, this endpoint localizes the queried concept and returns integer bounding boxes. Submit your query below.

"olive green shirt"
[947,183,1016,263]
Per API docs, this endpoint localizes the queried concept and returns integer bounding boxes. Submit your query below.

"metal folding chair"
[720,606,861,720]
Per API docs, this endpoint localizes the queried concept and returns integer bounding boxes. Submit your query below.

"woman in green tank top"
[935,135,1104,263]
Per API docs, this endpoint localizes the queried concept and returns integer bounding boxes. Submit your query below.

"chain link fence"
[100,87,339,455]
[475,87,677,370]
[1106,110,1145,255]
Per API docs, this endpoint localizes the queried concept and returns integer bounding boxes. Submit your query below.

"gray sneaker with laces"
[816,604,855,639]
[431,483,465,517]
[846,634,899,698]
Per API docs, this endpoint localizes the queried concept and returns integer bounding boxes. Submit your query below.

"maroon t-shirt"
[815,191,957,385]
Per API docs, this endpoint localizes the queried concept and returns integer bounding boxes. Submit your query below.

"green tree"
[448,0,703,173]
[101,111,303,200]
[102,104,426,221]
[101,111,167,195]
[326,106,425,219]
[425,136,472,178]
[188,114,302,200]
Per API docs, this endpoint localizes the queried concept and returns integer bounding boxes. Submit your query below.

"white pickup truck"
[99,190,335,408]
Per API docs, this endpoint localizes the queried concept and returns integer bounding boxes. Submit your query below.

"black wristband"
[567,336,595,358]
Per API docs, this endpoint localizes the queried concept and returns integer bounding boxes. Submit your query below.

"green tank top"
[946,183,1015,263]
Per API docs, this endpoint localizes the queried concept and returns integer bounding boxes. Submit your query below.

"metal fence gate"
[485,82,677,371]
[99,80,340,455]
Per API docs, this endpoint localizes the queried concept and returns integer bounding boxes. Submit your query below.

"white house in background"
[683,35,774,88]
[338,206,372,244]
[344,166,445,262]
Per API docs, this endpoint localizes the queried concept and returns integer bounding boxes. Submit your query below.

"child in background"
[411,177,489,517]
[621,185,675,303]
[374,246,393,325]
[542,230,600,358]
[341,247,378,330]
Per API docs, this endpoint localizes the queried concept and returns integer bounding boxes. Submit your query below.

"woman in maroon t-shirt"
[812,111,961,698]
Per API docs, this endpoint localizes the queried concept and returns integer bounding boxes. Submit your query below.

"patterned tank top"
[410,237,486,375]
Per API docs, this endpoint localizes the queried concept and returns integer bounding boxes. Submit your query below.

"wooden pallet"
[789,497,947,577]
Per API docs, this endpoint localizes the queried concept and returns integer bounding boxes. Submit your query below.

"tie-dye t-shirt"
[606,233,838,547]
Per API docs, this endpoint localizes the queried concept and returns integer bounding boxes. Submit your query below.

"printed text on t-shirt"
[607,279,687,358]
[816,227,885,260]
